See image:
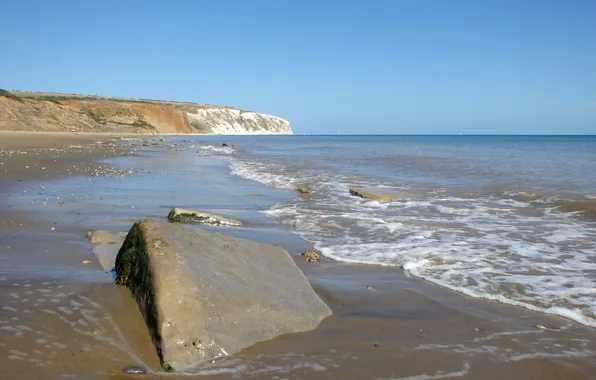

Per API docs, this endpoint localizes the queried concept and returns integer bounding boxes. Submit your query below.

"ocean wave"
[226,156,596,328]
[196,145,235,154]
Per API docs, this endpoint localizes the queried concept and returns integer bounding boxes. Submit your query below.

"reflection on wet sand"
[1,134,596,379]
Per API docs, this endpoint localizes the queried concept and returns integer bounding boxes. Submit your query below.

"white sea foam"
[226,153,596,328]
[387,361,470,380]
[196,145,235,154]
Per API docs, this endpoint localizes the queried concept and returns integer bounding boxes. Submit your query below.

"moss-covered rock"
[115,223,167,368]
[167,207,242,227]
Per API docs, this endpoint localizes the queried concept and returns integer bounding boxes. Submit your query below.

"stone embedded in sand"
[301,250,321,263]
[115,220,331,371]
[122,366,148,374]
[349,187,414,203]
[88,230,128,270]
[87,230,126,244]
[167,207,242,227]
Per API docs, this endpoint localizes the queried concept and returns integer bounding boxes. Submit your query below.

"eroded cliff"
[0,91,292,135]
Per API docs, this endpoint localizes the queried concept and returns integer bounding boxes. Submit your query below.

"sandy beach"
[1,133,596,379]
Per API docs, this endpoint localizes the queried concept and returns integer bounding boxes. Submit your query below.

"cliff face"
[186,108,291,135]
[0,91,292,135]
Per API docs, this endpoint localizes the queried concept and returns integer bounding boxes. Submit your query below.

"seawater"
[188,135,596,328]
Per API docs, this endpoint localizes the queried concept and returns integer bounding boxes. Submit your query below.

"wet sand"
[0,132,141,184]
[1,133,596,379]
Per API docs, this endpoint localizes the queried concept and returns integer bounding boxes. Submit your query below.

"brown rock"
[349,187,414,202]
[301,250,321,263]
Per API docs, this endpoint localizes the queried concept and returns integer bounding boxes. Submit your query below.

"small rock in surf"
[301,250,321,263]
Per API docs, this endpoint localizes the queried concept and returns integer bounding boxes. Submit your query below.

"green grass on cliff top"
[0,89,23,102]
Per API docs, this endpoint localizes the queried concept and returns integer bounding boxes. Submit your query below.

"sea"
[188,134,596,328]
[3,134,596,378]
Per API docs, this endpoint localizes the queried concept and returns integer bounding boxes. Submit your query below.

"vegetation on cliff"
[0,89,23,102]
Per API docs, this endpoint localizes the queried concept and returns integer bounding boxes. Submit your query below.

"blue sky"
[1,0,594,134]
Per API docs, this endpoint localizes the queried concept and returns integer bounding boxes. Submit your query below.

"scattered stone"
[366,285,373,290]
[301,250,321,263]
[115,220,331,370]
[167,208,242,227]
[349,187,414,203]
[87,230,127,244]
[122,366,148,375]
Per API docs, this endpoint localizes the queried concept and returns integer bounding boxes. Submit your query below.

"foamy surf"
[223,150,596,329]
[196,145,235,154]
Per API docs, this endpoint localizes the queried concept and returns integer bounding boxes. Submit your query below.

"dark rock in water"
[122,366,148,374]
[167,207,242,227]
[222,143,229,147]
[115,220,331,371]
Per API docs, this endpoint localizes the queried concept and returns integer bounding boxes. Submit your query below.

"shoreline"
[1,134,596,379]
[0,131,293,145]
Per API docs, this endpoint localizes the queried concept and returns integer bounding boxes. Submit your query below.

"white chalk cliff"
[186,108,292,135]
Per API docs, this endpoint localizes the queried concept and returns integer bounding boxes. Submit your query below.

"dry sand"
[1,132,596,379]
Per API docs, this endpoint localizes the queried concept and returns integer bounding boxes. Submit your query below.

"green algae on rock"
[167,207,242,226]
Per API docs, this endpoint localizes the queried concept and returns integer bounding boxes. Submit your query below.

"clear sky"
[1,0,594,134]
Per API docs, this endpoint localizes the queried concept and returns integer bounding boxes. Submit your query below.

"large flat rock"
[115,220,331,371]
[349,186,414,202]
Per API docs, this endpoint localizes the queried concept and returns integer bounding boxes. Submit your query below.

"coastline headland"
[0,90,292,135]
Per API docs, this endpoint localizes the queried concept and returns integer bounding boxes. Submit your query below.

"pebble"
[122,366,148,375]
[535,324,558,331]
